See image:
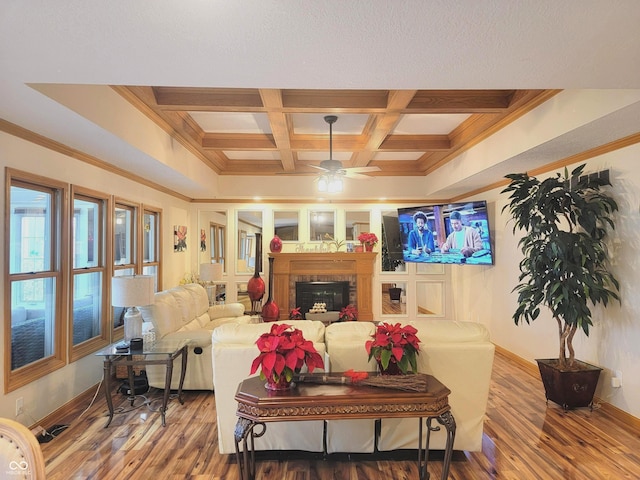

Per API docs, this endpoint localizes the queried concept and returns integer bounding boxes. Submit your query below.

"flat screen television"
[397,200,493,265]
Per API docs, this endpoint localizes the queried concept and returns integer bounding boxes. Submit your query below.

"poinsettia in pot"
[366,322,421,375]
[357,232,378,252]
[250,323,325,390]
[338,304,358,322]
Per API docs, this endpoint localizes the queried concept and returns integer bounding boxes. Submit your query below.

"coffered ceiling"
[2,3,640,200]
[119,87,555,178]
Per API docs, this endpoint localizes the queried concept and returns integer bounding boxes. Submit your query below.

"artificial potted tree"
[502,164,620,410]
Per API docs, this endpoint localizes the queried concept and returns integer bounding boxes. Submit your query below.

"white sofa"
[211,319,494,455]
[138,283,252,390]
[211,321,327,455]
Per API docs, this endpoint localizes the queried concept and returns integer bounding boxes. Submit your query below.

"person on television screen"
[407,211,435,256]
[441,211,483,257]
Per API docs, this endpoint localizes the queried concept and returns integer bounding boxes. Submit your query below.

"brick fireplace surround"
[269,252,377,321]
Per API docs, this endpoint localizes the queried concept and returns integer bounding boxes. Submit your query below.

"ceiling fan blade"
[343,171,374,180]
[309,164,331,172]
[343,166,381,173]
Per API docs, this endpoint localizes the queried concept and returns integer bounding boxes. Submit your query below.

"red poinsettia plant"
[357,232,379,246]
[365,322,421,374]
[289,307,303,320]
[339,304,358,322]
[250,323,325,383]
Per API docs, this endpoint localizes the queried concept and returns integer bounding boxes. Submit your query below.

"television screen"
[397,200,493,265]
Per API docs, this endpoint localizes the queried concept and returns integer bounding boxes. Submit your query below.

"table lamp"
[112,275,155,343]
[200,263,223,306]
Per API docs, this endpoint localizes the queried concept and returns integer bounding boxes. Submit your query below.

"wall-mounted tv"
[397,200,493,265]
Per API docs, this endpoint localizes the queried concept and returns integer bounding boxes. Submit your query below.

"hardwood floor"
[40,351,640,479]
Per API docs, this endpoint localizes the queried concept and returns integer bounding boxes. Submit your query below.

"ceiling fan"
[311,115,381,181]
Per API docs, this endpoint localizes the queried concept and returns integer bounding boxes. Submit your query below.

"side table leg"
[436,411,456,480]
[234,417,266,480]
[161,358,174,427]
[177,346,188,405]
[103,359,114,428]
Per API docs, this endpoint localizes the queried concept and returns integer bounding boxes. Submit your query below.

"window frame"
[4,169,68,393]
[141,205,162,292]
[69,186,111,361]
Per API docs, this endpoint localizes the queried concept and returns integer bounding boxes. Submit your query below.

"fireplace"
[269,252,376,321]
[296,281,350,319]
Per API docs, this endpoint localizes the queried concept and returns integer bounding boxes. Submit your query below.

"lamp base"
[124,307,143,342]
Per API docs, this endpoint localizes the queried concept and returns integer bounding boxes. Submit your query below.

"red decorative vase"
[377,359,402,375]
[365,243,374,252]
[247,273,265,302]
[269,235,283,253]
[261,257,280,322]
[246,233,265,313]
[265,374,295,391]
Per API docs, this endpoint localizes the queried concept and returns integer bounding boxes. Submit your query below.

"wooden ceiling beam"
[351,90,417,166]
[282,89,388,110]
[406,90,515,113]
[260,89,295,171]
[379,135,451,151]
[152,87,264,110]
[290,135,363,151]
[202,133,276,150]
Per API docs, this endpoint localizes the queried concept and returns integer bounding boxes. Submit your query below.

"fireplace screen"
[296,281,350,319]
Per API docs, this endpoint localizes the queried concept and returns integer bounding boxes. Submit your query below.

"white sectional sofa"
[211,321,327,454]
[210,318,495,455]
[138,283,252,390]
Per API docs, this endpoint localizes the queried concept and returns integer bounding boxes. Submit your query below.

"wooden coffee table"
[234,373,455,480]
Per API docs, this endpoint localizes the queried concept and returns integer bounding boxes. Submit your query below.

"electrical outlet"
[616,370,623,387]
[16,397,24,416]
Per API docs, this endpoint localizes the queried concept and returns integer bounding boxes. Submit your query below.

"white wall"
[0,131,192,423]
[455,145,640,419]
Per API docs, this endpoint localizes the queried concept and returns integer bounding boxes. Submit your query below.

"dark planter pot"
[536,358,602,411]
[388,287,402,303]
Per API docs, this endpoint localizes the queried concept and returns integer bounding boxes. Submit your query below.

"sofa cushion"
[212,320,325,345]
[325,321,376,342]
[411,319,490,343]
[182,283,210,317]
[139,290,181,338]
[168,285,198,327]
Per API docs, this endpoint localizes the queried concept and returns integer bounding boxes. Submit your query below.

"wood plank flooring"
[40,351,640,479]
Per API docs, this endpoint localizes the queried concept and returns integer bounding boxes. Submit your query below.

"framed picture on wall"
[174,225,187,252]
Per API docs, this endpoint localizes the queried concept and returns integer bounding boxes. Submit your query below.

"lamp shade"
[200,263,223,282]
[111,275,155,307]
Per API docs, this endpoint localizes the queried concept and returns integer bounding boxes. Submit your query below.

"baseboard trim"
[494,344,640,431]
[29,383,102,432]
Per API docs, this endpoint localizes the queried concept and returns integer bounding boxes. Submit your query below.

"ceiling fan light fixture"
[317,175,328,192]
[317,173,343,193]
[329,175,343,193]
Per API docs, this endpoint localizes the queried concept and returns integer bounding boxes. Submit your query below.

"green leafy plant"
[501,164,620,370]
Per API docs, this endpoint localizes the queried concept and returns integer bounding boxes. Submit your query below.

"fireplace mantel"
[269,252,377,321]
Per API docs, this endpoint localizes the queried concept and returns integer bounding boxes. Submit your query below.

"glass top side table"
[96,338,190,427]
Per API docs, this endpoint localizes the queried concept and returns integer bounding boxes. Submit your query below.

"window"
[142,207,161,291]
[209,222,225,270]
[5,171,66,392]
[113,201,137,332]
[70,189,110,360]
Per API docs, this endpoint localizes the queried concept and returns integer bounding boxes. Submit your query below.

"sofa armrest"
[208,302,245,320]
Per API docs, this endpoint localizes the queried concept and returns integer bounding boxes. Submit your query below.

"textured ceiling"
[1,2,639,200]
